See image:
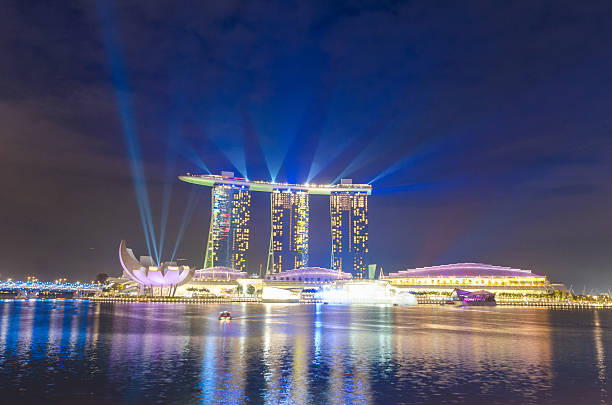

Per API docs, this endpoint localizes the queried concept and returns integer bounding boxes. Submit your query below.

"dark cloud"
[539,184,598,197]
[1,0,611,289]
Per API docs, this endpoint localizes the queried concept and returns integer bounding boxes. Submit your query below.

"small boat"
[218,311,232,321]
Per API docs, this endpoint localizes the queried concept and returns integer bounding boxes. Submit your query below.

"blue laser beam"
[193,108,248,178]
[183,146,212,174]
[368,136,461,186]
[256,113,301,182]
[158,121,182,260]
[306,136,352,183]
[331,141,383,184]
[368,154,414,185]
[171,190,201,262]
[96,0,159,263]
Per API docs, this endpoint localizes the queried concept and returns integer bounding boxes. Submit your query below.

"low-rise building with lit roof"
[265,267,352,284]
[193,267,247,281]
[385,263,552,295]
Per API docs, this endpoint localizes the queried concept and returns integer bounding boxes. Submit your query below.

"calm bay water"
[0,300,609,404]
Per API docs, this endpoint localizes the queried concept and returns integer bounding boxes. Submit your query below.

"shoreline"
[4,296,610,308]
[69,296,612,308]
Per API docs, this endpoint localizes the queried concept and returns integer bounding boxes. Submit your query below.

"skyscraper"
[330,191,369,278]
[180,173,371,275]
[204,184,251,271]
[267,190,309,273]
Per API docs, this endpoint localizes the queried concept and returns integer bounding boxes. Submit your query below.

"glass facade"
[267,191,309,273]
[183,173,371,277]
[204,185,251,271]
[330,192,369,278]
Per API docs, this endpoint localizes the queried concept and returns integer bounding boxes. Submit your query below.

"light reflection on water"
[0,300,611,404]
[594,310,607,404]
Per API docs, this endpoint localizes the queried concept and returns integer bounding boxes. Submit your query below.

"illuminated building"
[192,266,247,281]
[330,180,369,278]
[261,286,300,303]
[204,175,251,271]
[119,240,194,296]
[315,280,417,305]
[175,266,252,297]
[385,263,552,295]
[264,267,352,283]
[179,173,372,274]
[267,190,309,273]
[180,173,372,195]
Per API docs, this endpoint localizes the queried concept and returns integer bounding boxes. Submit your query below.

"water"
[0,300,609,404]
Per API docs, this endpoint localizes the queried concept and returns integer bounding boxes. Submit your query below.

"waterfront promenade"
[84,295,612,308]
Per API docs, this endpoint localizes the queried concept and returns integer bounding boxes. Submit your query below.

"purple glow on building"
[119,240,193,289]
[193,267,247,281]
[385,263,543,279]
[265,267,352,283]
[452,288,496,304]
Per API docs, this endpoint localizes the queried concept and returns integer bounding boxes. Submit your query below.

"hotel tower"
[180,172,371,276]
[330,185,369,278]
[267,190,310,273]
[204,175,251,271]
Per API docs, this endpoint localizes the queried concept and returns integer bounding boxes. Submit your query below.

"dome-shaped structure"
[265,267,351,283]
[384,263,551,295]
[119,240,194,295]
[386,263,544,278]
[193,267,247,281]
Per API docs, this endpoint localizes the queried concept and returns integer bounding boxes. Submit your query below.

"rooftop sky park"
[178,172,373,195]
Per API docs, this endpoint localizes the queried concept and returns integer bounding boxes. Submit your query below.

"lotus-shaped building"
[119,240,194,296]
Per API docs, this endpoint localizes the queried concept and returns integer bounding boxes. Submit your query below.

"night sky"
[2,1,611,290]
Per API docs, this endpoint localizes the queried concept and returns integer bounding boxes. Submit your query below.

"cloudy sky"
[1,0,611,290]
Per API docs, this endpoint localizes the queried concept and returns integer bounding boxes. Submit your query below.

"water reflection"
[594,310,607,404]
[0,301,11,353]
[0,301,610,403]
[16,300,35,361]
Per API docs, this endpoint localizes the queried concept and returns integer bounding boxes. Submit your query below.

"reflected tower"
[267,190,309,273]
[205,183,251,271]
[330,181,369,278]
